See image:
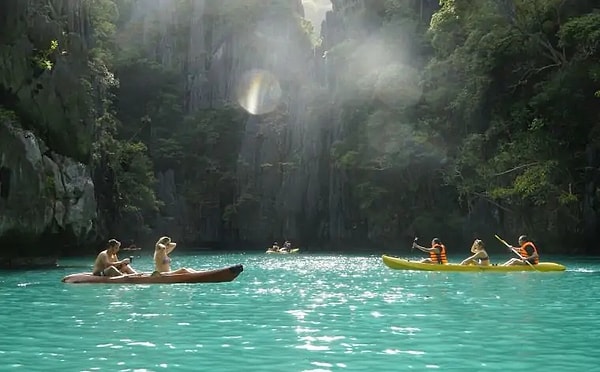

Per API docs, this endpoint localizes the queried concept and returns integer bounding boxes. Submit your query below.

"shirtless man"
[92,239,137,277]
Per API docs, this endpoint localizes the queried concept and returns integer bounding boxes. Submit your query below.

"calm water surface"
[0,252,598,371]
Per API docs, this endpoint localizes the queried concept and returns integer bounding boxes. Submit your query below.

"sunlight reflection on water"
[0,254,598,371]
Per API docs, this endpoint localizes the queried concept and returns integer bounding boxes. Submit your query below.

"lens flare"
[235,69,282,115]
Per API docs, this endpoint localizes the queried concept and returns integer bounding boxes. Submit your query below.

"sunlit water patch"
[0,253,597,371]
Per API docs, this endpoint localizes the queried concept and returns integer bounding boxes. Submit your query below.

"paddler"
[92,239,138,277]
[501,235,539,266]
[412,237,448,264]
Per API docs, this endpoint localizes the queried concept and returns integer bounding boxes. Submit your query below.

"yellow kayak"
[382,255,566,272]
[266,248,300,254]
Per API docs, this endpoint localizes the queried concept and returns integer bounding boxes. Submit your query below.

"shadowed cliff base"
[0,229,87,269]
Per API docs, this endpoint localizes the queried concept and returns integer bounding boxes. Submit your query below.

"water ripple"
[0,254,597,370]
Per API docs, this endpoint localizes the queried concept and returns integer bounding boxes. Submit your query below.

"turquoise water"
[0,252,598,371]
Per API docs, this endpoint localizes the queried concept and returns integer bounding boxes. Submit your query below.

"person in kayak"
[460,239,490,266]
[280,240,292,252]
[412,238,448,264]
[501,235,539,266]
[267,242,280,252]
[92,239,138,276]
[122,241,141,251]
[152,236,197,275]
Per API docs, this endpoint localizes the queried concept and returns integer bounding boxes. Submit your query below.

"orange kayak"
[62,264,243,284]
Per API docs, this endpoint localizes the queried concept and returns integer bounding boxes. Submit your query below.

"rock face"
[224,1,372,247]
[122,0,375,247]
[0,0,101,259]
[123,0,327,245]
[0,116,96,256]
[0,0,96,163]
[0,0,434,253]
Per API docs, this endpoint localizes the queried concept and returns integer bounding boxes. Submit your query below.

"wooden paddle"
[494,234,538,271]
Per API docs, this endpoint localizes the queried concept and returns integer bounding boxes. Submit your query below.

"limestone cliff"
[0,0,439,255]
[0,0,103,260]
[114,0,414,247]
[0,114,96,256]
[0,0,96,163]
[117,0,324,245]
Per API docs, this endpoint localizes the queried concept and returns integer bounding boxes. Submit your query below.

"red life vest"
[429,243,448,264]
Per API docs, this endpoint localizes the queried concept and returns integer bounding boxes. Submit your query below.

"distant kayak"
[62,264,244,284]
[265,248,300,254]
[121,247,142,251]
[382,255,565,272]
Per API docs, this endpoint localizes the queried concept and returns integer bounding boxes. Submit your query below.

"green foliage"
[423,0,600,242]
[558,12,600,52]
[43,174,56,199]
[10,0,597,249]
[334,149,361,169]
[312,1,463,242]
[84,0,599,249]
[355,182,387,211]
[112,141,159,214]
[222,192,259,223]
[299,16,322,47]
[153,138,185,167]
[0,107,18,122]
[33,40,59,71]
[175,106,247,206]
[113,58,183,146]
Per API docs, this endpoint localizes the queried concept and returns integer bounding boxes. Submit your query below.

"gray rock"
[0,118,96,251]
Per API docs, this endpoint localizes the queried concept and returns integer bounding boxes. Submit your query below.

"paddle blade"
[411,237,417,251]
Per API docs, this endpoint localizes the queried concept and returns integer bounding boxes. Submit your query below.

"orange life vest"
[429,243,448,264]
[519,242,539,264]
